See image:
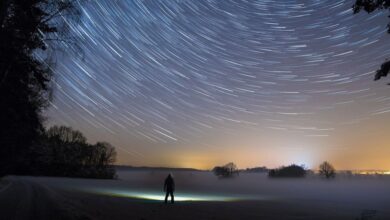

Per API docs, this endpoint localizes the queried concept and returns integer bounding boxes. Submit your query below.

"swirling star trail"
[46,0,390,169]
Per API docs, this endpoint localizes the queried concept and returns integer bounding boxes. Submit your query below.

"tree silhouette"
[0,0,81,176]
[213,162,239,177]
[319,161,336,179]
[31,126,117,179]
[46,125,87,144]
[353,0,390,83]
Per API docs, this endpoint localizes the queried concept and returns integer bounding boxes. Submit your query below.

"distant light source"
[355,170,390,175]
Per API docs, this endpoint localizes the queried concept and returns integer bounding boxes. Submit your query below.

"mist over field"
[18,171,390,212]
[1,170,390,219]
[118,170,390,209]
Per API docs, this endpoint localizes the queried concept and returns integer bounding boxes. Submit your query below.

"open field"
[0,171,389,219]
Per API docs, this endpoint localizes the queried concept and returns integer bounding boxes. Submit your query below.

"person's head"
[168,173,173,178]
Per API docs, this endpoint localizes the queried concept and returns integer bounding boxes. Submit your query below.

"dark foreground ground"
[0,173,389,220]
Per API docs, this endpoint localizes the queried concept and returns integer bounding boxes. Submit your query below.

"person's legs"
[165,191,169,204]
[170,191,174,204]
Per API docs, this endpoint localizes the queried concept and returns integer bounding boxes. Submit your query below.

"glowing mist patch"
[90,189,241,202]
[126,192,233,201]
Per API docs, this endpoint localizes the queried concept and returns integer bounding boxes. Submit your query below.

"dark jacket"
[164,175,175,192]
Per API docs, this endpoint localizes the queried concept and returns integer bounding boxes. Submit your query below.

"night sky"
[46,0,390,170]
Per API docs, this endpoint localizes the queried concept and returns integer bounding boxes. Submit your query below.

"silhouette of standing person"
[164,173,175,204]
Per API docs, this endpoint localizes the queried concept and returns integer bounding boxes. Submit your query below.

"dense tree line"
[0,0,81,176]
[242,166,268,173]
[30,126,117,179]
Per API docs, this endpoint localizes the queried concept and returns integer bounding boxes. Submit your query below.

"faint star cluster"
[46,0,390,167]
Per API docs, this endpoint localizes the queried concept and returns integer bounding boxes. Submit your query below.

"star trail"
[46,0,390,169]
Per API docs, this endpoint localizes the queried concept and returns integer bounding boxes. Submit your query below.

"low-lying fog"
[30,170,390,212]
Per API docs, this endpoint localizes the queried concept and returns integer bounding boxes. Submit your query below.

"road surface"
[0,176,90,220]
